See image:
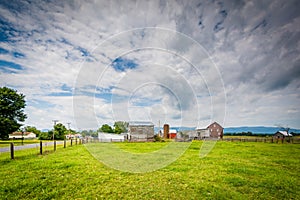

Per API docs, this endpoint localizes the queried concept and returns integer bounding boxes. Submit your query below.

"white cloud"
[0,0,299,130]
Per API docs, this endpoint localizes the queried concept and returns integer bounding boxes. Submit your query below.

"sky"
[0,0,299,130]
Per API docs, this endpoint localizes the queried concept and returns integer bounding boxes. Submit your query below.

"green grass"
[0,141,299,199]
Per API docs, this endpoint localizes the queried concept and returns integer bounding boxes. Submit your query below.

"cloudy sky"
[0,0,299,130]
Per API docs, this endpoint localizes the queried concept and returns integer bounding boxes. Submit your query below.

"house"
[195,128,210,139]
[9,132,36,139]
[273,131,293,139]
[128,121,154,140]
[65,133,82,139]
[207,122,224,139]
[186,122,224,140]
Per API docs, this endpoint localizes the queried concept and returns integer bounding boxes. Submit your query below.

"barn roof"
[129,121,154,126]
[276,131,293,136]
[10,132,35,136]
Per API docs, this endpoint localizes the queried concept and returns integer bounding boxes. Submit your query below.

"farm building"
[273,131,293,139]
[128,121,154,141]
[184,122,224,140]
[160,129,177,139]
[195,128,210,139]
[98,132,127,142]
[207,122,223,139]
[9,132,36,139]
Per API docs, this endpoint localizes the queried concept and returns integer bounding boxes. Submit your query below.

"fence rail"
[222,137,300,144]
[1,136,299,160]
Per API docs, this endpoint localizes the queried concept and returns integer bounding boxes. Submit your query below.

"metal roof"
[277,131,293,136]
[128,121,154,126]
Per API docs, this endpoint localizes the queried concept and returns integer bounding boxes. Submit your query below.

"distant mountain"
[155,126,300,135]
[224,126,300,135]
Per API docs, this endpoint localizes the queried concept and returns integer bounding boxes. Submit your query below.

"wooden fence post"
[10,142,14,159]
[71,139,73,146]
[64,139,66,148]
[54,140,56,151]
[40,141,42,155]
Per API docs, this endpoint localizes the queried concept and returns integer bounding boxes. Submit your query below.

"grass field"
[0,141,299,199]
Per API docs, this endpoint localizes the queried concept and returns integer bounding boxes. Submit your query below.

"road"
[0,141,64,153]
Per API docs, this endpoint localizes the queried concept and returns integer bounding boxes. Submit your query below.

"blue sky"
[0,0,299,130]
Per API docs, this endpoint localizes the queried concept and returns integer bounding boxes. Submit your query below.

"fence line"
[3,136,300,160]
[5,139,84,159]
[222,137,300,144]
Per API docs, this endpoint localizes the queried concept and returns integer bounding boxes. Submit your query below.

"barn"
[273,131,293,139]
[128,121,154,141]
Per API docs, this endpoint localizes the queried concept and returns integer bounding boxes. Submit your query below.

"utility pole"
[52,120,59,141]
[67,122,71,139]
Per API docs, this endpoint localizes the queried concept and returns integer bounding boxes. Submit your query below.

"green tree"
[0,87,27,139]
[39,132,51,140]
[25,126,41,137]
[53,123,67,140]
[113,121,128,134]
[98,124,114,133]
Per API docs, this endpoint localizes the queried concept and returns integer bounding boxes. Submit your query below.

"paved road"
[0,141,64,153]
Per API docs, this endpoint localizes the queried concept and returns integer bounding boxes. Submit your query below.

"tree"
[25,126,41,137]
[39,132,51,140]
[0,87,27,139]
[113,121,128,134]
[98,124,114,133]
[53,123,67,140]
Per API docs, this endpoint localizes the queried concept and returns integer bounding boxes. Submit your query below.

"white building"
[9,132,36,139]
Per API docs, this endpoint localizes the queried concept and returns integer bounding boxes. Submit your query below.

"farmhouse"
[128,121,154,140]
[185,122,224,140]
[195,128,210,139]
[273,131,292,139]
[9,132,36,139]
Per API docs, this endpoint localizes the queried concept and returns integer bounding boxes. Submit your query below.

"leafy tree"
[39,132,51,140]
[114,125,123,134]
[98,124,114,133]
[53,123,67,140]
[25,126,41,137]
[0,87,27,139]
[113,121,128,134]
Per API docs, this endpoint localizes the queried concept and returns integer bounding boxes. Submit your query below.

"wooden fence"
[3,136,300,160]
[6,138,84,160]
[222,137,300,144]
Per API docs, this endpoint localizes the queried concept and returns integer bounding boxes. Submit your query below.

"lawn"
[0,141,299,199]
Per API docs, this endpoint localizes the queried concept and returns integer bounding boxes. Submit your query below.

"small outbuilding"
[273,131,293,139]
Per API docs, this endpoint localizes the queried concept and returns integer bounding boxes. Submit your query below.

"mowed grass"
[0,141,299,199]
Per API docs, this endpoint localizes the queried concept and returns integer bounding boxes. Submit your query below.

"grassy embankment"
[0,141,299,199]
